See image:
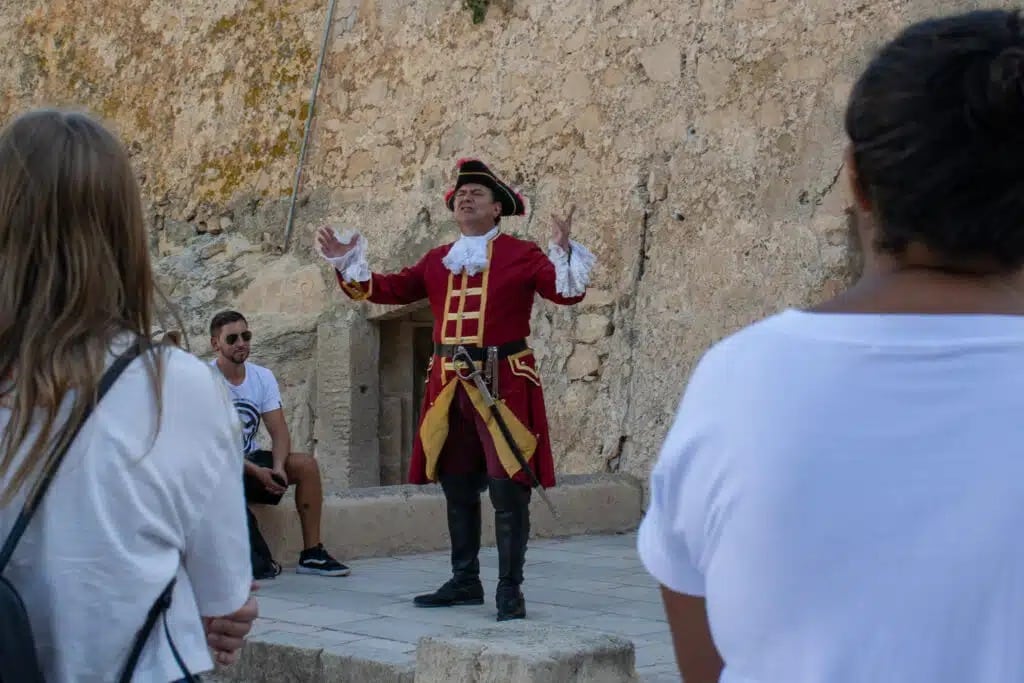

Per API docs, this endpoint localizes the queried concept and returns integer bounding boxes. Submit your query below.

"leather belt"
[433,339,528,361]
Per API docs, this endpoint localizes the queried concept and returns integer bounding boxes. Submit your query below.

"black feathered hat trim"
[444,158,526,216]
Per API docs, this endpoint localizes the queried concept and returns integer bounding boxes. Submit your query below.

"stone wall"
[1,0,1008,489]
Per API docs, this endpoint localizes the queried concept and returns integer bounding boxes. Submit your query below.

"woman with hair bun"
[639,9,1024,683]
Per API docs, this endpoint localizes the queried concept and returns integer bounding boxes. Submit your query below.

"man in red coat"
[316,159,595,620]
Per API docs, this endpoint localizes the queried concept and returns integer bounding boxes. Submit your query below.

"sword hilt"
[451,346,479,381]
[452,346,496,404]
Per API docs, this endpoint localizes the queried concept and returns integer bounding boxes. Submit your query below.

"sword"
[452,346,558,517]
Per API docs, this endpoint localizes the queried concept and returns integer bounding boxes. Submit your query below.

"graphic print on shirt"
[233,398,262,455]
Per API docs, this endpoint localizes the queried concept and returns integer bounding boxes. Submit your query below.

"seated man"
[209,310,350,577]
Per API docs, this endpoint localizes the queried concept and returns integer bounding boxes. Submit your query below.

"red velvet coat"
[335,233,585,488]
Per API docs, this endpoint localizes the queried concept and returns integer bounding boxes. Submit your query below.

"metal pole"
[283,0,337,252]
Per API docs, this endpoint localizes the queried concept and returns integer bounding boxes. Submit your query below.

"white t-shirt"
[638,309,1024,683]
[0,343,251,682]
[210,361,282,456]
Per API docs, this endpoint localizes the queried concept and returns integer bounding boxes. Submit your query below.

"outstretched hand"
[317,226,356,260]
[551,205,575,251]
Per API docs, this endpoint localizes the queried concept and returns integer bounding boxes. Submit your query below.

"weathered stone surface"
[581,288,615,310]
[315,309,380,490]
[416,623,639,683]
[224,639,322,683]
[567,346,602,381]
[575,313,612,344]
[0,0,991,488]
[216,638,414,683]
[639,43,681,83]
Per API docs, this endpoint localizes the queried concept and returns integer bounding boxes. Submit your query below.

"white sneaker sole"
[296,565,351,577]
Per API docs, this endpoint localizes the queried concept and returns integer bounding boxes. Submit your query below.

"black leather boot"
[489,478,532,621]
[414,474,486,607]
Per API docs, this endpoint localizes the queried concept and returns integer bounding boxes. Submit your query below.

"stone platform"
[215,532,680,682]
[252,474,644,563]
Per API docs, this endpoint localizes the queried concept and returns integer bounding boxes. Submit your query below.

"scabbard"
[485,402,557,517]
[454,345,557,516]
[486,345,499,398]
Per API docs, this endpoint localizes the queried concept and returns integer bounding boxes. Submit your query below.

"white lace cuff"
[322,229,371,283]
[548,239,596,298]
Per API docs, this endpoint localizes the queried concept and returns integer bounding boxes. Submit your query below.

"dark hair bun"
[845,10,1024,269]
[984,46,1024,123]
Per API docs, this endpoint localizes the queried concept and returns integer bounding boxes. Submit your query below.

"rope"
[283,0,338,252]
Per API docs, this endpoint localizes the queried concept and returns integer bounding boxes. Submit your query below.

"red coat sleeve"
[528,243,586,306]
[335,252,429,306]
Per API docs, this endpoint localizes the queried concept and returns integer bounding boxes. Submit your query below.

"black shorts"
[243,449,287,506]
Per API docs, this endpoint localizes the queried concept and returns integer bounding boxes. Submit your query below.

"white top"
[638,309,1024,683]
[0,343,251,682]
[210,361,282,456]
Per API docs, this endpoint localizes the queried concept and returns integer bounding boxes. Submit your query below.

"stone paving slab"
[226,532,680,682]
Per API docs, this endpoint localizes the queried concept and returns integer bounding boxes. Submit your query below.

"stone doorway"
[376,301,434,485]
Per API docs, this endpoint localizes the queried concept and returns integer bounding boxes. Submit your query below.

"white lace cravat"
[441,226,500,276]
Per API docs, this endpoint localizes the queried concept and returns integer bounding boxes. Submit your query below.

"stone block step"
[416,622,639,682]
[253,473,643,564]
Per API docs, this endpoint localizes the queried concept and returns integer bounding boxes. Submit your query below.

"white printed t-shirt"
[210,361,282,456]
[0,342,252,682]
[638,309,1024,683]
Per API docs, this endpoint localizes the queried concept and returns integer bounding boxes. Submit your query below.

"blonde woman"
[0,109,255,681]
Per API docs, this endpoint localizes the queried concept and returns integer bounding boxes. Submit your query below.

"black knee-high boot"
[489,478,532,621]
[413,474,486,607]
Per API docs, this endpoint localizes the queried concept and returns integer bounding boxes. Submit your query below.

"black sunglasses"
[225,331,252,345]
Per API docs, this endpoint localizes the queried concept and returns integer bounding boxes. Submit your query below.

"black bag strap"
[117,577,196,683]
[162,598,196,681]
[0,340,143,571]
[0,340,194,683]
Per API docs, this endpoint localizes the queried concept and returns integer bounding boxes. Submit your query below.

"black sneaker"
[297,544,351,577]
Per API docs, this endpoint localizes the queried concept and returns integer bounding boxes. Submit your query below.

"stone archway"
[313,299,434,492]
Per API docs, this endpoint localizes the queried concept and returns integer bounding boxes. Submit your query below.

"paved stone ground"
[248,531,680,682]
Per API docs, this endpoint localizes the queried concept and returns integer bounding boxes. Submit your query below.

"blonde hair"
[0,108,175,505]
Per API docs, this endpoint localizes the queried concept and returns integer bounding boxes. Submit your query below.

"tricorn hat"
[444,158,527,216]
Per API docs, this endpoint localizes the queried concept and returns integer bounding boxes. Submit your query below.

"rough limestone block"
[639,42,681,82]
[574,313,612,343]
[580,288,615,310]
[315,309,380,490]
[321,647,415,683]
[566,346,602,380]
[415,623,639,683]
[214,638,414,683]
[527,473,642,539]
[222,639,322,683]
[253,473,643,563]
